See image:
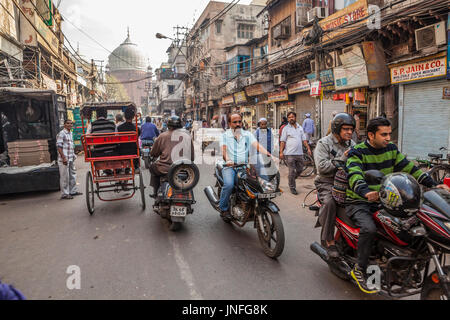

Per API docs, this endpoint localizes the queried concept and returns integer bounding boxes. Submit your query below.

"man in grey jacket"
[313,113,356,257]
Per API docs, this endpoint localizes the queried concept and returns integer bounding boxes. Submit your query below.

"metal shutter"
[402,79,450,159]
[321,98,346,137]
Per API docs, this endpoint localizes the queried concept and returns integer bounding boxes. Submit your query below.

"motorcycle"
[204,154,285,259]
[151,159,200,231]
[310,167,450,300]
[141,139,154,169]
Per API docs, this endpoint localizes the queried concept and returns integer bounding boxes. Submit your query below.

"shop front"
[391,52,449,159]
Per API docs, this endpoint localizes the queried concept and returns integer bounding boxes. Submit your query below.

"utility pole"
[90,59,96,102]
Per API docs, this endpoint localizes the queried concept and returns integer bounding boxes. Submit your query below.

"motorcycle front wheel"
[256,208,285,259]
[420,266,450,300]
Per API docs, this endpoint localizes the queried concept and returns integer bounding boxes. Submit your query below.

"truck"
[0,88,67,195]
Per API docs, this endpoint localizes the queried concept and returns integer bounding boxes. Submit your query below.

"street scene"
[0,0,450,302]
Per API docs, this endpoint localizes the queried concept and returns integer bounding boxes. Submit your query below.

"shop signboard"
[334,63,369,90]
[310,81,321,97]
[306,69,335,91]
[288,80,311,94]
[234,91,247,104]
[268,90,288,102]
[245,84,264,97]
[222,95,234,105]
[301,0,368,44]
[390,53,447,84]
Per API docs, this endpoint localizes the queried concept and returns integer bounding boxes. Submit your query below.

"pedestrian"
[280,112,312,195]
[302,113,315,144]
[254,118,273,156]
[57,119,82,200]
[352,110,361,143]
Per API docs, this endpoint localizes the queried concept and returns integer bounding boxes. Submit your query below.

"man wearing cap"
[302,113,315,144]
[254,118,273,156]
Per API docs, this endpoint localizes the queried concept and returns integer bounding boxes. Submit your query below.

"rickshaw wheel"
[139,170,146,210]
[86,171,95,215]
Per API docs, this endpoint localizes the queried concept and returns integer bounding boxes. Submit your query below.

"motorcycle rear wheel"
[256,209,285,259]
[169,221,182,232]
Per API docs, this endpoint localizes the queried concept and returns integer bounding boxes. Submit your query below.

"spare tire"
[168,159,200,192]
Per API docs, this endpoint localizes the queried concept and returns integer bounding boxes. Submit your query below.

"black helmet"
[379,173,423,218]
[331,113,356,135]
[168,116,182,129]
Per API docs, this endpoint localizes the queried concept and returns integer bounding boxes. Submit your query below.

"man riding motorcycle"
[314,113,356,258]
[149,116,194,198]
[346,117,450,293]
[218,113,273,219]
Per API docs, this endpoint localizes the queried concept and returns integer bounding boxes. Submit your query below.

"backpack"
[332,167,348,207]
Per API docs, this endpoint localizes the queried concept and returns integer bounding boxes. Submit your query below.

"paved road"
[0,157,389,300]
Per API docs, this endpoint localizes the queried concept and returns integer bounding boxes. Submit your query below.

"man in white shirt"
[280,112,312,195]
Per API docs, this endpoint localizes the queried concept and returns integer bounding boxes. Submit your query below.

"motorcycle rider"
[218,113,273,219]
[140,116,160,145]
[149,116,194,198]
[314,113,356,258]
[346,117,449,293]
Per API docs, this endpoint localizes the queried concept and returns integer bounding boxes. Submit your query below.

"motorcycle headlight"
[258,177,277,193]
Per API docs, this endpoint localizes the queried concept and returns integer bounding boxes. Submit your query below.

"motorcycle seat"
[336,206,358,229]
[428,153,443,159]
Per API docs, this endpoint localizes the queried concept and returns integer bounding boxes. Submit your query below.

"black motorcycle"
[205,154,285,259]
[141,140,154,169]
[151,159,200,231]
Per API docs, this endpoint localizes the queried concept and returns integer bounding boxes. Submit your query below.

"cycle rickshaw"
[81,102,146,214]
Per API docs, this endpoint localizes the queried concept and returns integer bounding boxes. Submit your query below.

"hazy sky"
[58,0,254,71]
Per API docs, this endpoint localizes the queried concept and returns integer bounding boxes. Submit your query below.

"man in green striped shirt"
[345,117,447,293]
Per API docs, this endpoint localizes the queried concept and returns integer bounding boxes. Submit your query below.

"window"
[237,24,255,39]
[215,20,222,34]
[168,85,175,94]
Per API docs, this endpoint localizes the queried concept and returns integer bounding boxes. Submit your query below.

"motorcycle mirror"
[364,170,385,185]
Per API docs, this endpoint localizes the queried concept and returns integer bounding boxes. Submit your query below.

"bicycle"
[416,147,450,184]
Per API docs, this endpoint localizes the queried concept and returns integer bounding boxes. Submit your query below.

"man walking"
[280,112,312,195]
[57,119,82,200]
[302,113,315,144]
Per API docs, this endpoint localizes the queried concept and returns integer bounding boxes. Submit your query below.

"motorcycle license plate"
[258,192,281,199]
[170,206,187,217]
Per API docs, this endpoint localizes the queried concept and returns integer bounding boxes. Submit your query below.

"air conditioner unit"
[323,51,342,69]
[340,45,365,66]
[274,74,285,85]
[307,7,329,23]
[415,21,446,51]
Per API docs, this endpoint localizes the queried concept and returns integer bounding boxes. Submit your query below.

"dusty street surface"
[0,157,388,300]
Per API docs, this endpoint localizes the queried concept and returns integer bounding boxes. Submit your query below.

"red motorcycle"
[310,169,450,300]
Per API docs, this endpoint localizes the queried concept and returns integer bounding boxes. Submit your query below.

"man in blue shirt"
[302,113,315,144]
[140,116,160,143]
[219,114,272,218]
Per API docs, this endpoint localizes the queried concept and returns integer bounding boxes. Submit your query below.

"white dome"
[108,32,148,72]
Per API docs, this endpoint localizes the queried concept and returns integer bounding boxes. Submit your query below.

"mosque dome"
[108,30,148,72]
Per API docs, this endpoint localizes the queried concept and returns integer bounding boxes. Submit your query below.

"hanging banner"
[268,90,288,102]
[288,80,311,94]
[234,91,247,104]
[390,53,447,84]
